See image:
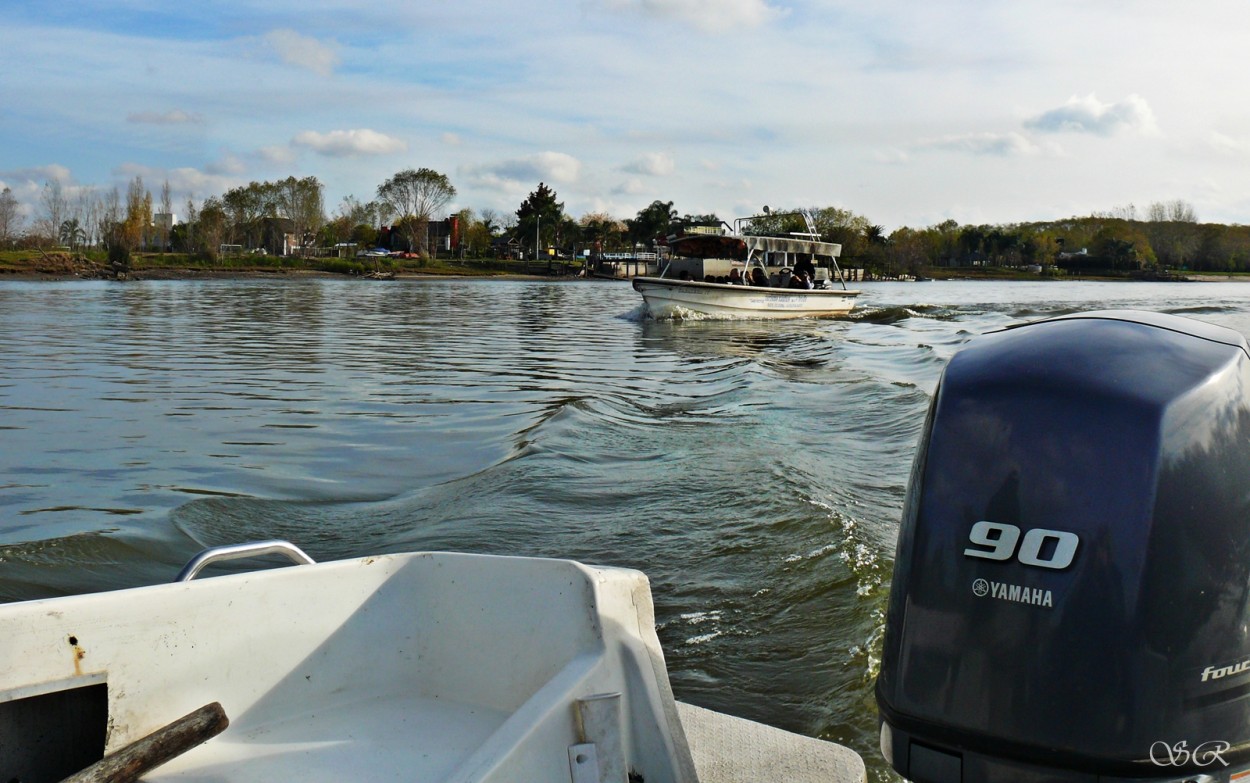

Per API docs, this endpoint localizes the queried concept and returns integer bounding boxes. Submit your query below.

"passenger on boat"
[728,269,744,285]
[749,268,770,287]
[788,271,814,289]
[793,256,816,280]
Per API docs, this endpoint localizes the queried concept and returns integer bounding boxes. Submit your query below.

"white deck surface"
[0,550,865,782]
[151,697,509,780]
[678,702,866,783]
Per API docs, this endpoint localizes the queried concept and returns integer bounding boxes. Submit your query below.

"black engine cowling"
[877,310,1250,782]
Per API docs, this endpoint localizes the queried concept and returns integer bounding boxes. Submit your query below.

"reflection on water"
[4,277,1250,781]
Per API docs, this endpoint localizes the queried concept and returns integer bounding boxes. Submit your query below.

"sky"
[3,0,1250,232]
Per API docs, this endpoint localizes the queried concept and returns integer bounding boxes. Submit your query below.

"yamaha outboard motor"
[877,310,1250,782]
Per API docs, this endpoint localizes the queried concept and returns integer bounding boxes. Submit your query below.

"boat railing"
[175,540,316,582]
[600,252,658,261]
[732,210,851,291]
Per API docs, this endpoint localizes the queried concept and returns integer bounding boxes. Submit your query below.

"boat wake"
[848,304,957,324]
[617,303,649,322]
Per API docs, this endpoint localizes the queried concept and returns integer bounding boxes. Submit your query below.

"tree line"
[3,167,1249,275]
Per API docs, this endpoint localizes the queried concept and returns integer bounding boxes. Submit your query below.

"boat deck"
[0,551,866,782]
[150,696,508,780]
[145,699,866,782]
[679,702,866,783]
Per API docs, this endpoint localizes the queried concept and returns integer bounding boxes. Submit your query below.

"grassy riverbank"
[2,249,1242,283]
[0,249,567,280]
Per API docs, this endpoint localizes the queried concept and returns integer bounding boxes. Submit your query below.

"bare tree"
[480,208,502,234]
[1146,200,1197,223]
[1145,199,1200,268]
[75,187,101,249]
[101,187,121,239]
[1167,199,1197,223]
[376,168,456,257]
[1107,203,1137,221]
[37,180,68,244]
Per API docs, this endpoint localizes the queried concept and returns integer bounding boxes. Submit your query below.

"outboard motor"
[877,310,1250,783]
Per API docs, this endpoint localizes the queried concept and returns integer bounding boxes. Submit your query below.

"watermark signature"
[1150,740,1230,768]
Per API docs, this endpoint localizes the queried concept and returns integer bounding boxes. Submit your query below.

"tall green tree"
[1091,222,1155,270]
[885,227,929,276]
[324,194,382,247]
[514,182,564,258]
[681,212,721,228]
[158,180,173,253]
[59,218,86,249]
[103,176,151,271]
[579,212,626,253]
[196,197,228,260]
[222,184,266,249]
[275,175,325,256]
[377,168,456,258]
[626,200,678,246]
[0,187,21,247]
[806,206,872,259]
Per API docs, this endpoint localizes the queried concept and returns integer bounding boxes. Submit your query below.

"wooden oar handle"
[60,701,229,783]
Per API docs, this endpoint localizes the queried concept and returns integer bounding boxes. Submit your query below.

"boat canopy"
[669,233,749,259]
[744,235,842,258]
[669,232,841,260]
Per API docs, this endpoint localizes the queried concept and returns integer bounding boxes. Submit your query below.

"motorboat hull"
[633,277,859,319]
[0,547,866,782]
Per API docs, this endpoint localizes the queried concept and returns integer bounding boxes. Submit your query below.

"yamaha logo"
[971,578,1053,607]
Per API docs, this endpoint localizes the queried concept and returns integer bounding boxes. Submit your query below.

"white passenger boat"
[633,213,860,320]
[1,541,864,782]
[633,275,859,320]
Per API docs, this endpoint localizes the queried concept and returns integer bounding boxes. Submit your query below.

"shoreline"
[5,271,1245,283]
[0,267,562,283]
[1,255,1246,284]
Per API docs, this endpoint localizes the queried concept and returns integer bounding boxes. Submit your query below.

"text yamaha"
[972,578,1053,608]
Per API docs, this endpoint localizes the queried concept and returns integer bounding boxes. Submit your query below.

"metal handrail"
[175,540,316,582]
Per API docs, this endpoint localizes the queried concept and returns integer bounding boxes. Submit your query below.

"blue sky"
[3,0,1250,230]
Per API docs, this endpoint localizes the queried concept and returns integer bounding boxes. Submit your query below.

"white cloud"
[113,163,240,201]
[263,29,340,77]
[601,0,786,34]
[126,109,204,125]
[292,129,407,157]
[1024,94,1159,137]
[204,154,247,176]
[465,152,583,189]
[917,131,1044,157]
[613,178,647,195]
[874,148,911,165]
[256,145,298,166]
[1,164,72,185]
[621,152,675,176]
[441,132,463,146]
[1206,132,1250,158]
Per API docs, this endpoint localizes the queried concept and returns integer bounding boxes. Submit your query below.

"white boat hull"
[0,548,865,782]
[633,277,859,320]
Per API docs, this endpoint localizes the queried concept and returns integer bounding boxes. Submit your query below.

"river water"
[4,277,1250,780]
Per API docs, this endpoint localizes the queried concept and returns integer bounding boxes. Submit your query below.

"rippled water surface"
[5,277,1250,780]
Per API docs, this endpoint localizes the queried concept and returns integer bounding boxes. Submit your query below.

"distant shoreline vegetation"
[0,171,1242,280]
